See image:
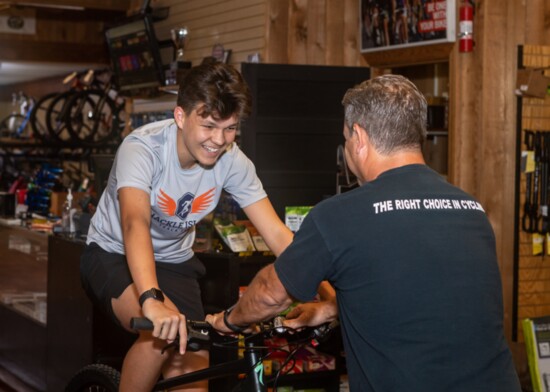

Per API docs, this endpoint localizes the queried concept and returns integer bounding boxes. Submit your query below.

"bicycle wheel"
[0,114,25,138]
[45,90,79,143]
[30,92,57,142]
[65,89,119,147]
[64,364,120,392]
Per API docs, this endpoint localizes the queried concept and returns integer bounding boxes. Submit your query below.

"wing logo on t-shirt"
[158,188,216,220]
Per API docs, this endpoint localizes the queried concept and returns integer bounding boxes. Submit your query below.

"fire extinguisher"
[458,0,474,52]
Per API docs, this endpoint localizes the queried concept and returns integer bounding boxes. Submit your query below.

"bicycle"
[65,317,340,392]
[0,92,35,139]
[63,71,127,147]
[29,69,126,148]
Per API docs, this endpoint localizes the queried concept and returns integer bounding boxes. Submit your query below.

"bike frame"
[154,338,266,392]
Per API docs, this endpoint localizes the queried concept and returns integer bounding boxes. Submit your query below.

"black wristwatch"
[223,305,249,334]
[139,288,164,308]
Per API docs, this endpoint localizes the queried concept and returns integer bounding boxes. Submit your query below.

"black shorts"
[80,242,206,327]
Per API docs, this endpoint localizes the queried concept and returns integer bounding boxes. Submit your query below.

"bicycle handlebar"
[130,316,339,353]
[130,318,211,352]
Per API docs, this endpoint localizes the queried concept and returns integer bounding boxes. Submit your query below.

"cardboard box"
[516,68,550,98]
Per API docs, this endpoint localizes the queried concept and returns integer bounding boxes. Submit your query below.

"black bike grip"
[130,317,154,330]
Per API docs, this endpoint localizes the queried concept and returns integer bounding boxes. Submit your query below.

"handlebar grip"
[130,317,211,352]
[130,317,154,330]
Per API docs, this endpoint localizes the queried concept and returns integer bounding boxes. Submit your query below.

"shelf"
[362,42,453,68]
[159,85,179,95]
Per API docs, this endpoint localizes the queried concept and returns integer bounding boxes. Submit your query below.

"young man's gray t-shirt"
[87,119,266,263]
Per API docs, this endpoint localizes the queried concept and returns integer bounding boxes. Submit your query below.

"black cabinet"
[46,235,137,392]
[240,63,371,219]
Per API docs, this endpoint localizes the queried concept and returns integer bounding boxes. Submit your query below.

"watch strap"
[223,305,249,334]
[139,288,164,308]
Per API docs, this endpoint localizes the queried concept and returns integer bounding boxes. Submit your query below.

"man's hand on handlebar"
[283,300,338,330]
[205,311,255,336]
[141,299,187,355]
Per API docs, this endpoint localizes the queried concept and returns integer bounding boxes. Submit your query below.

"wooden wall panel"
[263,0,364,66]
[288,0,308,64]
[306,0,326,64]
[447,1,548,383]
[325,0,345,66]
[0,8,112,64]
[343,0,364,67]
[265,0,290,63]
[152,0,266,67]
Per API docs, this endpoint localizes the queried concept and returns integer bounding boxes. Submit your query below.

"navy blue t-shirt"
[275,164,520,392]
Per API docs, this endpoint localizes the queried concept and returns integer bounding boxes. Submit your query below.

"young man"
[207,75,522,391]
[80,62,293,391]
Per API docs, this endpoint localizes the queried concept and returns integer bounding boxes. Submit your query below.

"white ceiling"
[0,61,101,86]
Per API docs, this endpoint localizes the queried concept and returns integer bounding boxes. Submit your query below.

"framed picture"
[360,0,456,53]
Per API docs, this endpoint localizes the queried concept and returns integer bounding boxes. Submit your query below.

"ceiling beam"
[0,37,109,64]
[0,0,132,11]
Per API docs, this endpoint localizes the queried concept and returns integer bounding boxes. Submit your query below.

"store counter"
[0,225,279,391]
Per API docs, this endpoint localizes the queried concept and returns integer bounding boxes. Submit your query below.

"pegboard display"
[516,45,550,342]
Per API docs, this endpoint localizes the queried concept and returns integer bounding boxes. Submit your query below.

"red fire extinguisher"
[458,0,474,52]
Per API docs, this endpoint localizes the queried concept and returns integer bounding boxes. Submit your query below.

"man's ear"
[352,124,368,155]
[174,106,185,128]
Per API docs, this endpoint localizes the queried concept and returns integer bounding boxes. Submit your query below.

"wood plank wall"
[150,0,365,68]
[264,0,365,66]
[447,0,549,383]
[150,0,267,67]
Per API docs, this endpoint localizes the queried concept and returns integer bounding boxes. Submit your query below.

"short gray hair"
[342,74,427,154]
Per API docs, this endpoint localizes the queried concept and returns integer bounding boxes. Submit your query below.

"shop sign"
[0,8,36,35]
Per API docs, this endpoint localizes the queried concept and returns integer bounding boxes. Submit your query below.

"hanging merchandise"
[458,0,474,53]
[521,130,550,255]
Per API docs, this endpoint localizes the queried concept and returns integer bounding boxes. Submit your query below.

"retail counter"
[0,226,285,391]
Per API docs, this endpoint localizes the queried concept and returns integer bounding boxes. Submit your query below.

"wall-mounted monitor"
[105,15,165,97]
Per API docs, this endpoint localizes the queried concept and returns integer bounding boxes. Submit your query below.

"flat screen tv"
[105,15,165,97]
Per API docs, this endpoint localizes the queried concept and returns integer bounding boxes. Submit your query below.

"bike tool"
[522,130,536,232]
[541,132,550,236]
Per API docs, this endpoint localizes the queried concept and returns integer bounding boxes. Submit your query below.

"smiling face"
[174,105,239,169]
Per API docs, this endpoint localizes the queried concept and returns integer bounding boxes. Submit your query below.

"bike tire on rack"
[45,90,80,144]
[30,92,58,142]
[64,363,120,392]
[65,89,119,147]
[0,114,25,138]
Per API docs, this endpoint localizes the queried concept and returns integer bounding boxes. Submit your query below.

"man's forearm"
[227,264,293,327]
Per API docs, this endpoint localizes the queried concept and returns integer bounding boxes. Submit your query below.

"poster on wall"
[360,0,456,53]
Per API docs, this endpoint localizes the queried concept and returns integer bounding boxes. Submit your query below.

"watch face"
[151,288,164,300]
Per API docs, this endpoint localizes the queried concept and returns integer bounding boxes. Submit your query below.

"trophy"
[171,27,189,62]
[167,27,191,85]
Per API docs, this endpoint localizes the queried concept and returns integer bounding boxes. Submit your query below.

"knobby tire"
[64,363,120,392]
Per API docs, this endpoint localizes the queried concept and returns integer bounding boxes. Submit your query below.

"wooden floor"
[0,366,39,392]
